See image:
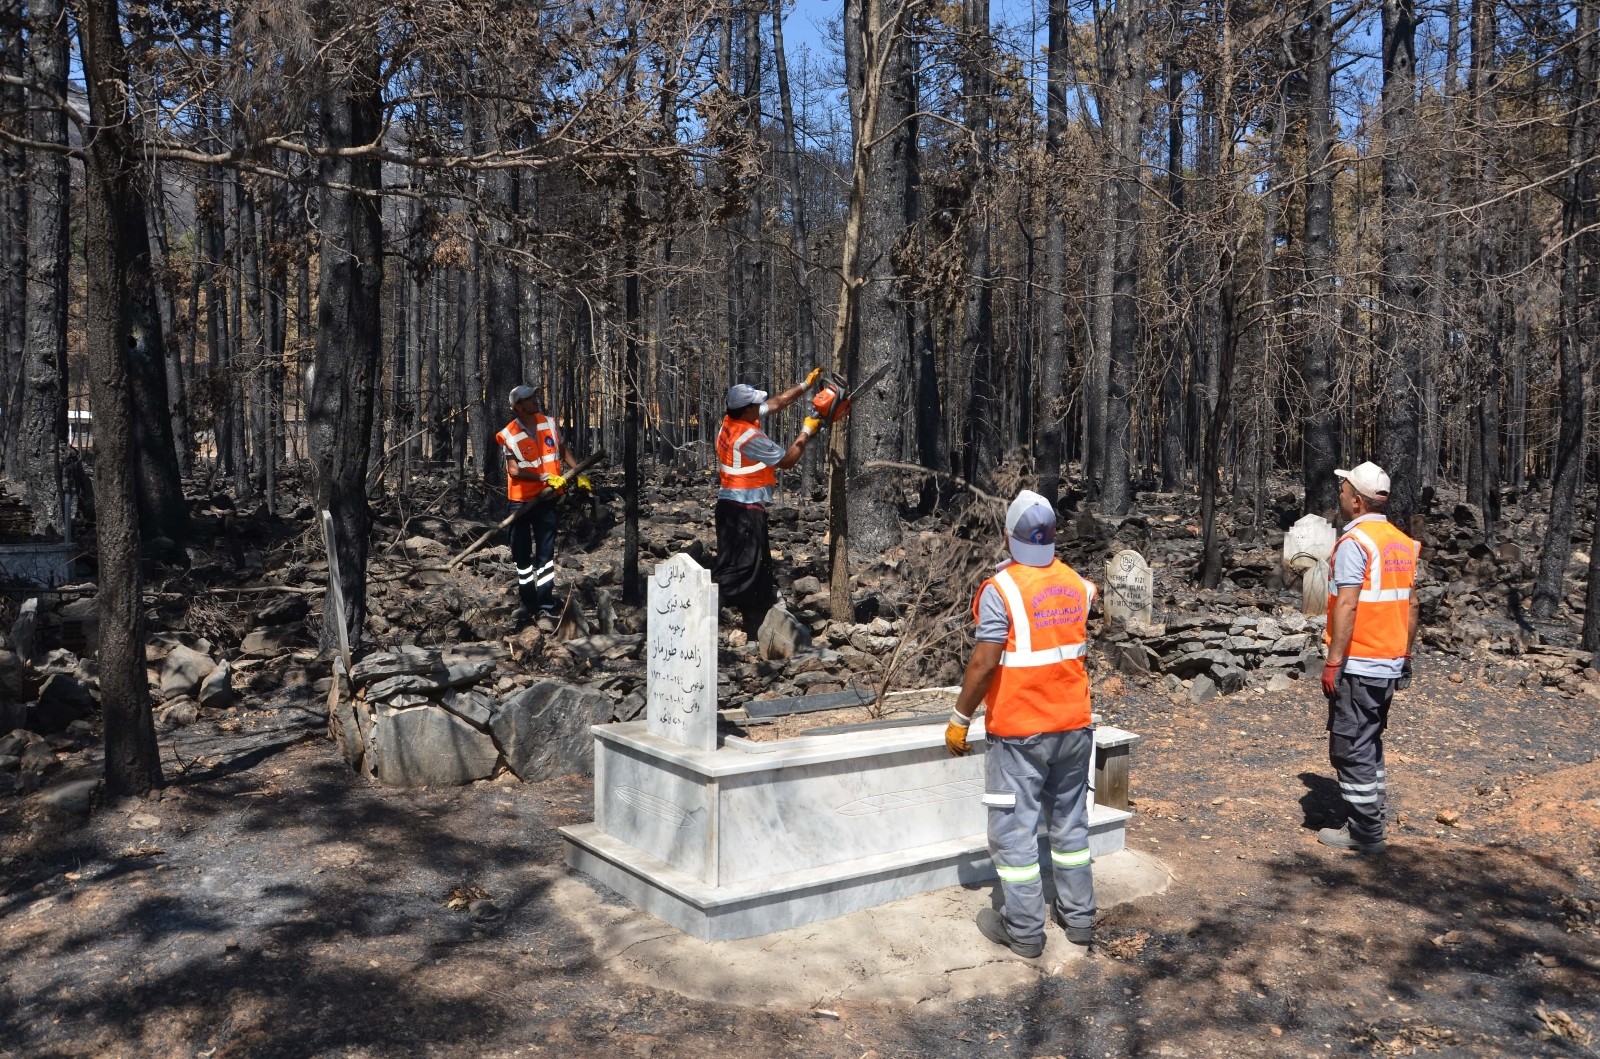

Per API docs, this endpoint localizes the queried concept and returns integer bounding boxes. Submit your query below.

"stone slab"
[646,554,718,751]
[562,803,1130,942]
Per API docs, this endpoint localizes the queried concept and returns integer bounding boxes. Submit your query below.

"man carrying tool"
[1319,461,1420,854]
[496,385,590,626]
[713,370,843,631]
[946,490,1098,958]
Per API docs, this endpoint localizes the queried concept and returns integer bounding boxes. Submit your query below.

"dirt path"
[2,667,1597,1058]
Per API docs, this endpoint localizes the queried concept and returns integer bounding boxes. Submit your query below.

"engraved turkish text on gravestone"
[1103,549,1153,628]
[646,554,719,750]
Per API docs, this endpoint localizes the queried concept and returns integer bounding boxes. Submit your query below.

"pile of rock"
[331,645,614,788]
[1100,611,1323,702]
[0,646,98,793]
[147,637,237,727]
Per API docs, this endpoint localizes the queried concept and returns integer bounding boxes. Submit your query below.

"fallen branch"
[861,460,1005,506]
[446,451,608,570]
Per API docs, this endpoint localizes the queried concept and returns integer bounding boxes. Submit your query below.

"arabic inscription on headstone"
[646,553,719,751]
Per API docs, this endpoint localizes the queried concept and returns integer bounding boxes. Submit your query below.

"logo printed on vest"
[1030,584,1084,628]
[1381,542,1414,575]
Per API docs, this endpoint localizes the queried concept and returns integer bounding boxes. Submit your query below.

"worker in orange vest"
[712,373,831,631]
[496,385,589,625]
[947,490,1098,957]
[1320,461,1420,854]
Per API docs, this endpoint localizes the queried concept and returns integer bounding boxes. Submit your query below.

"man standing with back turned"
[946,490,1098,957]
[1319,460,1420,854]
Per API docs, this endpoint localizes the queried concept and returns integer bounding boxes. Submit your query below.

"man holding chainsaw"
[497,385,589,626]
[713,370,847,630]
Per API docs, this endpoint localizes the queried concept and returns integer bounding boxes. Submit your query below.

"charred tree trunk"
[80,0,161,796]
[308,49,384,652]
[1103,0,1146,516]
[1300,0,1340,515]
[959,0,997,487]
[18,0,71,537]
[1036,0,1073,506]
[1375,0,1426,530]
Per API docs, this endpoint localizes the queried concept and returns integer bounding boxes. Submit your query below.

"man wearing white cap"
[496,385,588,624]
[1319,460,1420,854]
[712,372,825,630]
[946,490,1098,957]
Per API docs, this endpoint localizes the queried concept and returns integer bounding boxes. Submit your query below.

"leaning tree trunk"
[80,0,161,797]
[308,55,385,652]
[18,0,71,537]
[1375,0,1426,530]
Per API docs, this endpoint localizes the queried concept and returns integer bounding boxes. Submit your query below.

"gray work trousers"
[985,727,1096,944]
[1326,673,1396,844]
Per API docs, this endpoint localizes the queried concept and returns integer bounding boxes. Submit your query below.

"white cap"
[726,383,768,411]
[508,385,536,406]
[1334,461,1391,500]
[1005,489,1058,567]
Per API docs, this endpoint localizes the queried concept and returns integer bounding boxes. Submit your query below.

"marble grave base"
[560,713,1139,941]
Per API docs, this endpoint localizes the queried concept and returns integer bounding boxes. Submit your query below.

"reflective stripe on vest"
[497,416,562,502]
[975,559,1093,738]
[1325,517,1418,661]
[717,416,777,491]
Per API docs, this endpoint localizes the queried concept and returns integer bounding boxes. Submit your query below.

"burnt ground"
[2,660,1597,1059]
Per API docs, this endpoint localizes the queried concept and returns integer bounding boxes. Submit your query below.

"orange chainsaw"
[810,361,893,428]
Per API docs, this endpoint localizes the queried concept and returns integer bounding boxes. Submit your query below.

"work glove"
[576,474,593,493]
[805,366,823,387]
[945,710,972,757]
[801,415,822,437]
[1398,655,1413,689]
[546,474,567,492]
[1321,660,1342,697]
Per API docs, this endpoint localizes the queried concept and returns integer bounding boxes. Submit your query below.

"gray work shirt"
[1332,514,1406,679]
[975,584,1010,643]
[717,429,786,506]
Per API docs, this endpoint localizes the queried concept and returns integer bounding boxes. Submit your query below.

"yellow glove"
[546,474,567,491]
[576,474,593,492]
[805,366,823,387]
[945,711,971,757]
[802,415,822,437]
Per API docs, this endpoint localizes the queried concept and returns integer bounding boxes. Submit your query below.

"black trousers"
[1326,672,1396,843]
[508,502,558,612]
[712,498,775,627]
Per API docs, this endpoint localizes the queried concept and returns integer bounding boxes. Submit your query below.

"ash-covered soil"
[3,663,1597,1059]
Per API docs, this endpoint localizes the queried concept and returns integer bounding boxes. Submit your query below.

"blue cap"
[1005,490,1057,566]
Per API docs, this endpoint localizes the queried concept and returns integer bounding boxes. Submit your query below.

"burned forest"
[1,0,1598,1055]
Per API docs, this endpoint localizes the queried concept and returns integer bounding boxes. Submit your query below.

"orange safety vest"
[972,559,1095,738]
[1325,516,1418,660]
[495,415,562,502]
[717,416,777,492]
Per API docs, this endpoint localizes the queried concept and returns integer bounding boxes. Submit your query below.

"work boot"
[1317,824,1386,854]
[976,908,1044,958]
[1052,907,1093,947]
[510,606,532,629]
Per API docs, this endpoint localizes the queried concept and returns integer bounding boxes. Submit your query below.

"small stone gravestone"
[1103,549,1153,628]
[646,554,719,751]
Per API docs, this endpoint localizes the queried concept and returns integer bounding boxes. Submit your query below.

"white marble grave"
[1104,549,1154,628]
[561,554,1138,941]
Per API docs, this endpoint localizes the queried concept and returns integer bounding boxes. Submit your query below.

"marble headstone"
[646,553,719,751]
[1103,549,1153,628]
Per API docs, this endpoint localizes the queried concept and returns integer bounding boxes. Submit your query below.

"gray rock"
[366,673,444,700]
[331,695,366,771]
[616,690,646,722]
[1268,633,1312,654]
[30,672,96,733]
[401,535,449,559]
[490,680,613,780]
[240,624,303,658]
[1188,674,1219,703]
[20,741,58,773]
[197,660,236,709]
[370,704,500,787]
[1211,666,1249,694]
[158,645,217,699]
[1105,641,1152,675]
[10,598,38,664]
[155,697,200,729]
[255,593,310,627]
[758,605,812,661]
[791,575,822,597]
[1161,649,1242,680]
[386,693,433,709]
[39,778,98,815]
[1266,673,1296,692]
[349,647,442,686]
[0,754,20,772]
[441,688,495,728]
[439,660,495,688]
[0,649,38,705]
